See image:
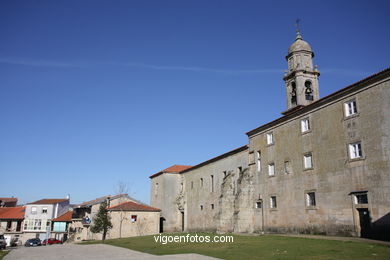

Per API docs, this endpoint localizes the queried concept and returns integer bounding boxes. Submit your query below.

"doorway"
[159,217,165,233]
[181,211,184,232]
[357,208,372,238]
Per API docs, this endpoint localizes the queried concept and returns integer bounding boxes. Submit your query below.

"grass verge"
[83,233,390,260]
[0,250,9,260]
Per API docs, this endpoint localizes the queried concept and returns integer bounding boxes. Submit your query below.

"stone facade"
[70,194,160,241]
[150,32,390,240]
[107,209,160,239]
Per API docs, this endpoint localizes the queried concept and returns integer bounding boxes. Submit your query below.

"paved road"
[4,244,221,260]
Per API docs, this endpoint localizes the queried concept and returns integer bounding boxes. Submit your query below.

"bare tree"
[115,181,129,239]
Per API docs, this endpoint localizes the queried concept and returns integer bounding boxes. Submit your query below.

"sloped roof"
[0,206,25,219]
[180,146,248,174]
[149,164,192,179]
[29,199,69,205]
[107,201,160,212]
[0,197,18,203]
[246,67,390,136]
[76,194,129,208]
[52,211,73,222]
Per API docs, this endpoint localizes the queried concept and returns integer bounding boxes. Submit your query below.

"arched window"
[291,81,297,105]
[305,81,313,101]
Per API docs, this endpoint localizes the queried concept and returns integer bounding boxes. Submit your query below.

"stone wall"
[107,211,160,239]
[248,77,390,238]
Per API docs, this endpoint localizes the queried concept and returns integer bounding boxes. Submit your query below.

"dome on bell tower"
[288,31,313,56]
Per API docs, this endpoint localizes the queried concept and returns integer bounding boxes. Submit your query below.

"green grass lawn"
[0,250,9,260]
[83,233,390,259]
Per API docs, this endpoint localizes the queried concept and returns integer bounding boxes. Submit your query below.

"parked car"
[42,238,62,245]
[0,234,6,250]
[24,238,41,247]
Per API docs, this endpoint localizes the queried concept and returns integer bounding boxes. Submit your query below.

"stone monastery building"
[150,30,390,240]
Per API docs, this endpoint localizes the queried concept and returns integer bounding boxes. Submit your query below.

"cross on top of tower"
[295,18,302,40]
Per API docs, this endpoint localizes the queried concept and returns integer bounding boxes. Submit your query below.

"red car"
[42,238,62,245]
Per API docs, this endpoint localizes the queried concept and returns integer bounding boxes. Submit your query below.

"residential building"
[52,210,73,242]
[0,206,25,246]
[70,194,132,241]
[23,198,70,241]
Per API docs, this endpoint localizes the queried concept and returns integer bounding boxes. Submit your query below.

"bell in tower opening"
[305,81,313,101]
[283,21,320,114]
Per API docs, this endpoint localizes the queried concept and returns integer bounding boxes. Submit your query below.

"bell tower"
[283,22,320,113]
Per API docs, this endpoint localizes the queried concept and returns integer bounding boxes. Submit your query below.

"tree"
[115,181,129,238]
[90,201,112,241]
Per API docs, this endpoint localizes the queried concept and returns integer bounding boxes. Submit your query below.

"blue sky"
[1,0,389,205]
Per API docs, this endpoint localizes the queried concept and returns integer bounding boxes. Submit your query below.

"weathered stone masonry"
[150,32,390,240]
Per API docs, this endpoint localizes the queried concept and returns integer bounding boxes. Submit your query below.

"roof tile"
[107,201,160,212]
[52,211,73,222]
[149,164,192,178]
[29,199,69,205]
[0,206,25,219]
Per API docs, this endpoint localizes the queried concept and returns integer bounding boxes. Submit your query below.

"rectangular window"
[344,100,358,117]
[306,192,316,207]
[257,151,261,172]
[131,215,137,222]
[33,219,42,230]
[6,221,12,230]
[16,221,22,232]
[210,175,214,192]
[200,205,203,211]
[349,142,363,159]
[256,201,262,209]
[268,163,275,176]
[42,207,48,214]
[200,178,203,187]
[31,207,37,214]
[154,183,158,196]
[270,196,277,208]
[266,133,274,145]
[301,118,310,133]
[354,194,368,204]
[284,161,292,174]
[304,153,313,169]
[211,204,214,210]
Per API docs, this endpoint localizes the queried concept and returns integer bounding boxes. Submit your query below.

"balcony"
[81,217,91,225]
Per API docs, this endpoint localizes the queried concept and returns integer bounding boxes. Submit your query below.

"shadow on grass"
[82,233,390,260]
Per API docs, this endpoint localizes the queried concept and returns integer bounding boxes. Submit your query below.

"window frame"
[256,151,261,172]
[270,196,277,209]
[266,132,274,145]
[306,191,317,208]
[348,142,363,160]
[354,193,368,204]
[268,163,275,176]
[303,153,313,170]
[344,99,358,117]
[301,118,310,133]
[284,160,292,174]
